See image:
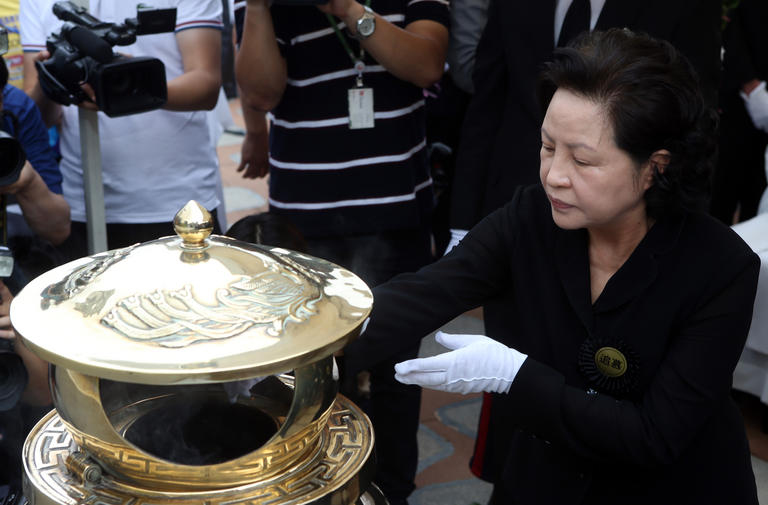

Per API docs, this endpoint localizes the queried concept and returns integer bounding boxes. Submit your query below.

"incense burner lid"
[11,201,372,385]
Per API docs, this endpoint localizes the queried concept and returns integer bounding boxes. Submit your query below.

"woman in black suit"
[344,29,761,504]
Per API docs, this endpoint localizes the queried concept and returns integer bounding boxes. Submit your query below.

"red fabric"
[470,392,493,478]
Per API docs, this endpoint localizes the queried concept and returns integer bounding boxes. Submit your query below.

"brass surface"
[23,395,375,505]
[11,228,372,385]
[17,202,378,505]
[50,357,337,489]
[173,200,214,248]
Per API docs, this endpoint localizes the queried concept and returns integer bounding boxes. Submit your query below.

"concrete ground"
[216,100,768,505]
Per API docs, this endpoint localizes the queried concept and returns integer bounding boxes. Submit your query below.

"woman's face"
[539,88,653,232]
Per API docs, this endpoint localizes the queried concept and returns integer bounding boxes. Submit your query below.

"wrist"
[742,79,763,97]
[10,163,37,197]
[245,129,266,138]
[342,2,366,29]
[245,0,270,13]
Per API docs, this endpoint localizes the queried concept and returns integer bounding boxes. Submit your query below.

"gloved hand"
[444,229,468,255]
[741,81,768,133]
[394,331,527,394]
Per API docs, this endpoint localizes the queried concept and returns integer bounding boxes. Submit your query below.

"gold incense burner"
[12,202,383,504]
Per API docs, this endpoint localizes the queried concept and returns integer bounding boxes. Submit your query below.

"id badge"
[348,87,374,129]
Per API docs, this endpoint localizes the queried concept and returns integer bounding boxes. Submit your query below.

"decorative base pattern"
[23,397,373,505]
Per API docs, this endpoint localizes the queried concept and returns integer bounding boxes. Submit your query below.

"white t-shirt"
[21,0,223,223]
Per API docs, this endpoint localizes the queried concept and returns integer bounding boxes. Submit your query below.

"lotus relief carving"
[101,270,320,348]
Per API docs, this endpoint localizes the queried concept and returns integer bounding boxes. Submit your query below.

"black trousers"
[57,210,222,261]
[710,96,768,224]
[305,227,433,503]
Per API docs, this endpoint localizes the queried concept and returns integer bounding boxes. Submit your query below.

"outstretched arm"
[236,0,287,113]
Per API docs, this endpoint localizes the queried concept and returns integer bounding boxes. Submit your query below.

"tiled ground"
[217,98,768,505]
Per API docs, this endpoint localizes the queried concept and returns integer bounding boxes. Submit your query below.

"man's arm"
[237,103,270,179]
[3,162,70,245]
[320,0,449,89]
[165,27,223,111]
[234,0,285,179]
[235,0,287,113]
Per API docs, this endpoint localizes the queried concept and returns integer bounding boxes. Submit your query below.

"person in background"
[346,29,760,504]
[0,57,69,250]
[21,0,224,258]
[710,0,768,224]
[446,0,722,253]
[235,0,448,502]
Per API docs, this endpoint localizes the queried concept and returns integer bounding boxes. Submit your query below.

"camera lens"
[0,341,28,411]
[0,132,25,186]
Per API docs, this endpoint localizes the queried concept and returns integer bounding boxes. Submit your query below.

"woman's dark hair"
[537,28,717,219]
[225,212,308,253]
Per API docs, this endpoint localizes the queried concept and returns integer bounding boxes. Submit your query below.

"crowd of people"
[0,0,764,504]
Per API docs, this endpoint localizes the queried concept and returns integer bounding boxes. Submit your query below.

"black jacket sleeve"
[508,252,760,466]
[345,188,523,372]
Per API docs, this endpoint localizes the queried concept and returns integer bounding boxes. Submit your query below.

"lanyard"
[325,0,371,87]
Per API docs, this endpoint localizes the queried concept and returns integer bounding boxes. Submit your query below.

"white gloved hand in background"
[394,331,527,394]
[741,81,768,133]
[444,229,468,255]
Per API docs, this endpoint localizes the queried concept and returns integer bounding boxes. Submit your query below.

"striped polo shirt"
[268,0,449,238]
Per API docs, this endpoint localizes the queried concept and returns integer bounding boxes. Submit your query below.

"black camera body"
[36,1,177,117]
[0,338,26,413]
[0,131,25,188]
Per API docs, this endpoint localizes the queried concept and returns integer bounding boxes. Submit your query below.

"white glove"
[444,229,468,255]
[394,331,527,394]
[741,81,768,133]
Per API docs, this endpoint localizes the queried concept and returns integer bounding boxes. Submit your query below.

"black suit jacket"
[347,185,760,504]
[710,0,768,223]
[450,0,722,230]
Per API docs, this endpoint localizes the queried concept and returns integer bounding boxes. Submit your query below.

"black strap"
[558,0,590,47]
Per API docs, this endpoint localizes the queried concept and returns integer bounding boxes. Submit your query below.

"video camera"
[36,1,177,117]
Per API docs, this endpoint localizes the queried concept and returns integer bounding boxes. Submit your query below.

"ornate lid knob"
[173,200,213,248]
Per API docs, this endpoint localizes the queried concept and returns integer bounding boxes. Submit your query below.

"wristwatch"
[354,6,376,40]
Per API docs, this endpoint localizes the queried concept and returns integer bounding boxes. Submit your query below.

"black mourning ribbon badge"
[578,336,639,396]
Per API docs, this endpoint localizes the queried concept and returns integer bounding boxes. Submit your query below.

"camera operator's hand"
[77,83,98,111]
[74,53,132,112]
[0,281,51,406]
[24,50,63,127]
[32,50,50,64]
